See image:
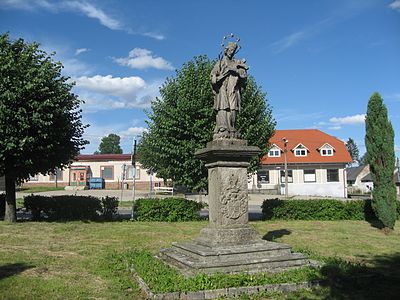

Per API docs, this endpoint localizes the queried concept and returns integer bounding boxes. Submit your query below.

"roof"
[261,129,352,165]
[346,165,366,181]
[76,154,132,162]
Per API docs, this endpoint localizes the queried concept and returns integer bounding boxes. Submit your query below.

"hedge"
[261,198,400,221]
[24,195,119,221]
[133,197,204,222]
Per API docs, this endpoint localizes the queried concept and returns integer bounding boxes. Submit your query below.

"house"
[346,165,373,194]
[252,129,352,198]
[24,154,164,190]
[347,163,400,195]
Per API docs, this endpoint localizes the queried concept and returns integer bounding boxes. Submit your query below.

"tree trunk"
[4,176,16,223]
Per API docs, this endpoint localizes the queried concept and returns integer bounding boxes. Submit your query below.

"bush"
[0,193,5,218]
[261,198,385,221]
[101,196,119,220]
[24,195,102,221]
[133,197,204,222]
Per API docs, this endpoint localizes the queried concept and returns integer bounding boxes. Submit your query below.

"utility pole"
[282,138,289,198]
[131,138,137,220]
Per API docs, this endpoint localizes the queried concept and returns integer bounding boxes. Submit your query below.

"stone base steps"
[160,240,312,276]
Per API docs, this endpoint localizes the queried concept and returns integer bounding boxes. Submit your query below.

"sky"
[1,0,399,157]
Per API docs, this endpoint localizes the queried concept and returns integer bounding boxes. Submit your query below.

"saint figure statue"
[211,40,248,139]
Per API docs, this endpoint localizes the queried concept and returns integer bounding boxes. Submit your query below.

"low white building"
[250,129,352,198]
[24,154,164,190]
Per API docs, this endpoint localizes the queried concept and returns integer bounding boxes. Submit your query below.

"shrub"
[101,196,119,220]
[261,198,386,221]
[0,193,5,218]
[24,195,102,221]
[133,197,204,222]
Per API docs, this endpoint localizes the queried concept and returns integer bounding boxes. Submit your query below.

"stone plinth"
[194,139,260,247]
[160,139,312,275]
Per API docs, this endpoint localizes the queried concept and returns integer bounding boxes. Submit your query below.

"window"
[293,144,308,157]
[321,148,333,156]
[280,170,293,183]
[319,143,334,156]
[304,169,316,182]
[126,166,140,179]
[101,166,114,180]
[268,149,281,157]
[49,169,63,181]
[327,169,339,182]
[295,149,307,156]
[257,171,270,183]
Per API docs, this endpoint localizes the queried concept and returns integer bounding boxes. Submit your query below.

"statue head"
[224,42,238,59]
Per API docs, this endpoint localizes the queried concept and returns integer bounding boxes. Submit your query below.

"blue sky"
[1,0,399,157]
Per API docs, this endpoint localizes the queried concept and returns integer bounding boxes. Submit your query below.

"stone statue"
[211,35,248,139]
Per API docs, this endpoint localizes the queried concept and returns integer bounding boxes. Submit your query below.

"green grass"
[17,186,65,193]
[0,220,399,299]
[118,200,134,208]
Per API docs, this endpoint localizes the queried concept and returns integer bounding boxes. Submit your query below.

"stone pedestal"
[194,139,260,247]
[160,139,311,276]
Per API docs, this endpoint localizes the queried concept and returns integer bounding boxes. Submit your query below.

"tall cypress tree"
[365,92,397,229]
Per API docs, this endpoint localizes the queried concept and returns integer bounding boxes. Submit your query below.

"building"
[24,154,164,190]
[253,129,352,198]
[347,163,400,195]
[346,165,373,194]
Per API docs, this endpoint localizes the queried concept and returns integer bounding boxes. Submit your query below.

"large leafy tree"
[138,55,275,191]
[346,138,360,164]
[0,33,88,222]
[97,133,123,154]
[365,92,397,230]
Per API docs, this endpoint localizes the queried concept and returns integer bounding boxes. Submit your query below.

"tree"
[97,134,123,154]
[346,138,360,164]
[138,55,275,191]
[365,92,397,230]
[0,33,88,222]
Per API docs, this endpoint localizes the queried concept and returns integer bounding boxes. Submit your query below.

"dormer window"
[293,144,308,157]
[268,144,282,157]
[319,143,335,156]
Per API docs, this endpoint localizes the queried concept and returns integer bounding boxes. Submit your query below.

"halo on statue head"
[218,33,241,59]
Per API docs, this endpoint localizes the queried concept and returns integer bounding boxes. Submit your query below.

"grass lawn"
[0,220,399,299]
[17,186,65,193]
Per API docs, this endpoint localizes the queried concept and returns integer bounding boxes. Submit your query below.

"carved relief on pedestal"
[220,171,248,220]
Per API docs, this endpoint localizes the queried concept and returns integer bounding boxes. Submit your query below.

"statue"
[211,34,248,139]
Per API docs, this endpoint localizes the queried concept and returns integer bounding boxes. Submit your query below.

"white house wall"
[251,165,347,198]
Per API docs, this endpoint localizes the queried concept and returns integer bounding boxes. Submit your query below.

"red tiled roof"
[261,129,352,165]
[76,154,132,162]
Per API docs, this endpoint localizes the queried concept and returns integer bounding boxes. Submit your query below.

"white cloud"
[142,32,165,41]
[1,0,51,10]
[270,31,307,54]
[1,0,164,39]
[75,48,90,56]
[63,1,121,30]
[75,75,145,97]
[73,75,161,112]
[113,48,174,70]
[329,114,365,125]
[119,127,147,138]
[328,126,342,130]
[389,1,400,11]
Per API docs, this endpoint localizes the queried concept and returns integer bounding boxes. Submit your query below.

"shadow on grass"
[262,229,291,241]
[0,263,35,280]
[319,253,400,299]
